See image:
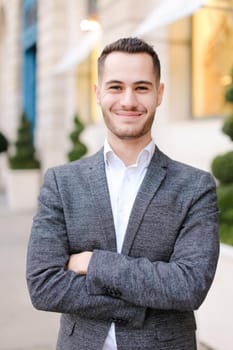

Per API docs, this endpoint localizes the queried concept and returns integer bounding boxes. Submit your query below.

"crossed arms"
[68,251,92,275]
[26,167,219,327]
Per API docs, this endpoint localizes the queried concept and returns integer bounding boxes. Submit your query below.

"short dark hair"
[97,37,161,82]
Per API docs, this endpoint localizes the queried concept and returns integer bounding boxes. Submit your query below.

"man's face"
[95,52,164,143]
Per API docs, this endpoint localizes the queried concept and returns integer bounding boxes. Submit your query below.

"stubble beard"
[103,111,155,141]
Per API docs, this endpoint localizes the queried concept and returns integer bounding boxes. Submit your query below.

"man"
[26,37,219,350]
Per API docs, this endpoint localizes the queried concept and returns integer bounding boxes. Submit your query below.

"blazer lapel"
[121,147,168,255]
[87,149,117,252]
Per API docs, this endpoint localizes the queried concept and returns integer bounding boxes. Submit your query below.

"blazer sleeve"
[86,172,219,311]
[26,168,146,328]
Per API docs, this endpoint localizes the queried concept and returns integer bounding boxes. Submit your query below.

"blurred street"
[0,190,212,350]
[0,191,59,350]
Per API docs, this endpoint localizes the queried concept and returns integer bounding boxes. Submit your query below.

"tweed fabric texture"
[26,146,219,350]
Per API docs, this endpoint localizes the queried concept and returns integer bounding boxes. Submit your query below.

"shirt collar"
[104,139,155,168]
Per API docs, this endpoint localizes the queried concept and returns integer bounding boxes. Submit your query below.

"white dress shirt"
[102,139,155,350]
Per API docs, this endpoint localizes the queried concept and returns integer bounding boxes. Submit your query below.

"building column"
[0,0,22,140]
[37,0,68,171]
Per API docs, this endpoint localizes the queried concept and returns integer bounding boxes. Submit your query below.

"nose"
[120,88,138,109]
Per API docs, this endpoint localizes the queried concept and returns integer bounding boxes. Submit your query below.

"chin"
[115,131,148,140]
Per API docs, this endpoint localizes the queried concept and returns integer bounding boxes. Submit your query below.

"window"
[76,47,100,124]
[87,0,97,17]
[0,7,6,128]
[22,0,38,132]
[192,0,233,118]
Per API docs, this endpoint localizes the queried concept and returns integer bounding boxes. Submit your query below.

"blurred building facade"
[0,0,233,173]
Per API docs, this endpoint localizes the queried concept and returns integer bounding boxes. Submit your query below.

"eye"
[136,85,149,91]
[109,85,122,91]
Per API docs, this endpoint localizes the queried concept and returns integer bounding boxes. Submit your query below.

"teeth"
[116,112,141,116]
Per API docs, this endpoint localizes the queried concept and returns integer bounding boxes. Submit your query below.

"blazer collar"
[87,149,117,251]
[121,146,168,255]
[87,146,168,254]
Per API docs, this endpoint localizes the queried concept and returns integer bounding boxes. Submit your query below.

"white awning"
[132,0,208,37]
[54,30,101,74]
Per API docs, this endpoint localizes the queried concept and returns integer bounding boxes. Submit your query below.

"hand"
[67,251,92,275]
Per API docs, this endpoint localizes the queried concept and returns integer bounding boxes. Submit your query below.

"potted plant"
[67,113,87,162]
[211,68,233,246]
[0,131,8,154]
[6,112,41,211]
[196,69,233,350]
[0,131,9,190]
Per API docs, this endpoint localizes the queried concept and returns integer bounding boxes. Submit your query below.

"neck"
[107,135,152,166]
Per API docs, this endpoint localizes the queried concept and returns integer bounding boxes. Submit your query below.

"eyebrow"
[105,80,123,85]
[105,80,153,86]
[134,80,153,86]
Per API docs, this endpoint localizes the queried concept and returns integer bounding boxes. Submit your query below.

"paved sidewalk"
[0,192,59,350]
[0,191,212,350]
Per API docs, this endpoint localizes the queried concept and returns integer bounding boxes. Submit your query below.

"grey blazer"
[26,146,219,350]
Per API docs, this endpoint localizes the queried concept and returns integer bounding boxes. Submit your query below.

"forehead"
[101,52,156,83]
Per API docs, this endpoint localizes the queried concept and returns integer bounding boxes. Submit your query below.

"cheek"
[138,91,157,106]
[100,94,118,109]
[142,96,158,111]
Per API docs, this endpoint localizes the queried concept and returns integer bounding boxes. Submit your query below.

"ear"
[94,84,100,105]
[156,83,164,106]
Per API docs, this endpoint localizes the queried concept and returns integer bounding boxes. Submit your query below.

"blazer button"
[113,289,122,297]
[102,286,110,295]
[109,288,122,297]
[119,319,128,325]
[110,318,128,325]
[102,286,122,297]
[109,288,115,296]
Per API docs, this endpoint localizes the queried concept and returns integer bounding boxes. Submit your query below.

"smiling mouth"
[115,111,143,118]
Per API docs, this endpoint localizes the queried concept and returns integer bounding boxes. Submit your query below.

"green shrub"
[225,88,233,103]
[212,68,233,246]
[8,112,40,169]
[67,114,87,162]
[211,152,233,184]
[0,131,8,153]
[225,68,233,103]
[217,184,233,224]
[219,224,233,246]
[222,114,233,141]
